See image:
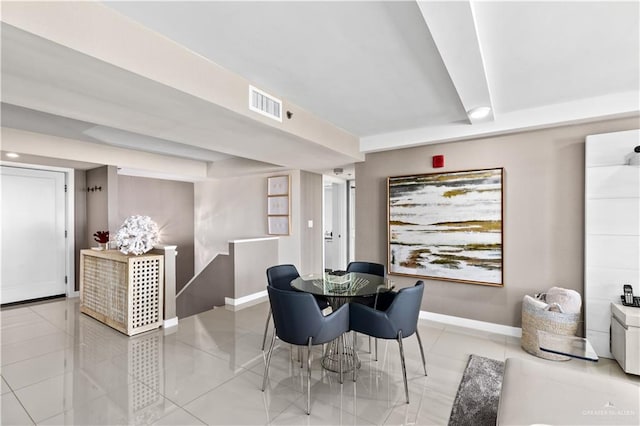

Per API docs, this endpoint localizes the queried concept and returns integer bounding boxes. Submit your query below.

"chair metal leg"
[262,331,277,391]
[374,337,378,361]
[307,338,312,415]
[261,308,272,351]
[352,332,357,382]
[299,346,303,368]
[415,330,427,376]
[372,291,380,356]
[338,334,344,384]
[397,331,409,404]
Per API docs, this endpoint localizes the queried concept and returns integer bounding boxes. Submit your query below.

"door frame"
[1,161,76,298]
[347,179,355,264]
[322,175,348,271]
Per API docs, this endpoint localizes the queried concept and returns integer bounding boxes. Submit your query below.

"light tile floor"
[1,297,638,425]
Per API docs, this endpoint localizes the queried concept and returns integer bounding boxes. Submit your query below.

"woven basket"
[521,295,580,361]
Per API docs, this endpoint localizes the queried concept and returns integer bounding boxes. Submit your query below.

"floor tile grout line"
[3,338,133,394]
[163,364,258,411]
[2,363,72,393]
[266,391,305,425]
[29,305,62,330]
[35,370,173,425]
[0,338,76,369]
[17,378,109,424]
[9,387,40,425]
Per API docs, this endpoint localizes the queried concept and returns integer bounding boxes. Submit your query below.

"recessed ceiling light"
[467,106,492,120]
[6,152,20,158]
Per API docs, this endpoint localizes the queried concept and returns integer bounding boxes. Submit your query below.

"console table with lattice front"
[80,249,164,336]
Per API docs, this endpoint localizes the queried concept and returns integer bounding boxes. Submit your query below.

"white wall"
[194,170,306,275]
[299,171,324,275]
[585,129,640,358]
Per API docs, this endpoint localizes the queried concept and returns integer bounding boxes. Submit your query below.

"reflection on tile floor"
[1,297,638,425]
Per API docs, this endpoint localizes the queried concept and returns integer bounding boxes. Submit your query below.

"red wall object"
[432,155,444,168]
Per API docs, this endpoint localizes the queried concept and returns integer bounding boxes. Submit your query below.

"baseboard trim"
[163,317,179,328]
[221,292,521,337]
[1,294,65,308]
[225,290,268,307]
[420,310,522,338]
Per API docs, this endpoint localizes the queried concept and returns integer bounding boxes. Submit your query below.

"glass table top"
[291,272,390,298]
[538,330,599,362]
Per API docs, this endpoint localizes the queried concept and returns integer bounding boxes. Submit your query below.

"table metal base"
[322,332,361,373]
[320,296,363,373]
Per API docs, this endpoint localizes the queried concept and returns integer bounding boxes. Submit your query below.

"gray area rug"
[448,355,505,426]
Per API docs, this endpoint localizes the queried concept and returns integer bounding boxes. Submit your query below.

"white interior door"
[332,182,347,270]
[1,166,67,304]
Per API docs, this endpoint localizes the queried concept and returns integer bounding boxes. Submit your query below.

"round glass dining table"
[291,272,393,372]
[291,272,390,307]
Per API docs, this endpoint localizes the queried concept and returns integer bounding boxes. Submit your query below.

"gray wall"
[73,170,87,291]
[299,171,323,275]
[85,166,110,248]
[176,253,232,318]
[355,116,640,328]
[117,175,195,293]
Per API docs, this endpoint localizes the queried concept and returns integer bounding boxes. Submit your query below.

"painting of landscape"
[387,168,503,286]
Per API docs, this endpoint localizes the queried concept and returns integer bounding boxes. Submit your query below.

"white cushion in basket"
[523,294,548,310]
[545,287,581,314]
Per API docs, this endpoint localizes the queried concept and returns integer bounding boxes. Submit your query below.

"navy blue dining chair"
[261,264,329,350]
[262,286,350,415]
[346,261,385,277]
[346,261,390,356]
[349,280,427,404]
[261,264,299,350]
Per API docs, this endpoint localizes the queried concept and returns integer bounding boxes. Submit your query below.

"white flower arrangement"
[115,215,159,255]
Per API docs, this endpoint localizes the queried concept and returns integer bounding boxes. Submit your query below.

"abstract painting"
[387,168,503,286]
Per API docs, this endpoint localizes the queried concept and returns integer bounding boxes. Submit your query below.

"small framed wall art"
[267,195,289,215]
[267,175,290,235]
[268,216,290,235]
[267,175,289,196]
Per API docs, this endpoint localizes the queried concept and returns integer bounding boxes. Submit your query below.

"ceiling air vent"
[249,85,282,122]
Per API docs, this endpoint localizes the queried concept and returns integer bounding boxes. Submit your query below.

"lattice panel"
[130,258,161,329]
[83,256,127,322]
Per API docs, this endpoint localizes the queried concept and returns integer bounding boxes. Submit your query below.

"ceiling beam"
[360,91,639,152]
[1,127,209,180]
[416,0,494,124]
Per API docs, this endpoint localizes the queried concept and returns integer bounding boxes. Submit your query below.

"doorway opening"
[323,174,353,272]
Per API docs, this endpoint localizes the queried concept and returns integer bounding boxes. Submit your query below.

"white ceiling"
[105,1,468,136]
[1,1,638,177]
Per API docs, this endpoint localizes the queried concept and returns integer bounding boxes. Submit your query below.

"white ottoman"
[497,357,640,425]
